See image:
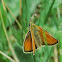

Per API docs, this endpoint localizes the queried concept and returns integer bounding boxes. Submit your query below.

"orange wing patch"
[24,31,32,52]
[38,26,58,45]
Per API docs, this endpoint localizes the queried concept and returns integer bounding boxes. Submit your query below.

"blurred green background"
[0,0,62,62]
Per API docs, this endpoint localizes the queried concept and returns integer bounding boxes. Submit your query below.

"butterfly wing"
[38,26,58,45]
[24,31,32,52]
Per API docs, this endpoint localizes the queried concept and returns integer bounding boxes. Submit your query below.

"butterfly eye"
[29,24,30,26]
[29,31,30,32]
[28,31,31,34]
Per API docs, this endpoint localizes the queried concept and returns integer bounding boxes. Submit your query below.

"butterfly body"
[30,22,43,47]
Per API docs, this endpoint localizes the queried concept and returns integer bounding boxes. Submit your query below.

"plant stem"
[3,0,22,30]
[33,55,36,62]
[0,51,15,62]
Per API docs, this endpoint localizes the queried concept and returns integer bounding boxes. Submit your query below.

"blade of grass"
[20,0,21,15]
[43,46,53,62]
[1,0,6,11]
[0,9,19,62]
[0,51,15,62]
[2,0,22,30]
[54,46,58,62]
[57,7,60,21]
[44,0,55,24]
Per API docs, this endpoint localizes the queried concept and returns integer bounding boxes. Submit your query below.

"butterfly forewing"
[38,26,58,45]
[24,31,32,52]
[24,31,37,52]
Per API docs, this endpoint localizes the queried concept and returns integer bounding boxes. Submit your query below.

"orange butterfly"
[23,21,58,54]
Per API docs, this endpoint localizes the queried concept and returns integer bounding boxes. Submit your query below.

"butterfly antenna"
[22,19,29,24]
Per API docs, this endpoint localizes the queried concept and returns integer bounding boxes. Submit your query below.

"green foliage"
[0,0,62,62]
[14,43,34,62]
